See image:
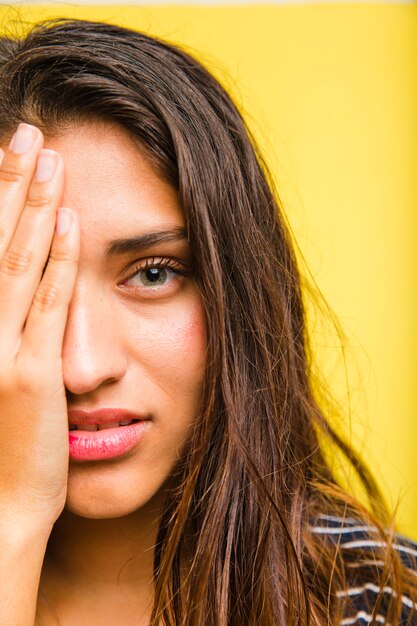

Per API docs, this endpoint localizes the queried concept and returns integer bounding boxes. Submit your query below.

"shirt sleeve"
[310,514,417,625]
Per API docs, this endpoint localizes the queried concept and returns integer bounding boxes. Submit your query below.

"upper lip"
[68,408,148,426]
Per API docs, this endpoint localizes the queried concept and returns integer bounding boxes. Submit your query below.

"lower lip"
[68,421,151,462]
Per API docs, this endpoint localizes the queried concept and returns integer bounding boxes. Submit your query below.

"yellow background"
[1,3,416,538]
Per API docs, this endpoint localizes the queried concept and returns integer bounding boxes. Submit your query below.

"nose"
[62,286,128,397]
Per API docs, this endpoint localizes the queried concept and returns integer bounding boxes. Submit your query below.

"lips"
[67,408,151,461]
[69,419,139,431]
[68,407,148,427]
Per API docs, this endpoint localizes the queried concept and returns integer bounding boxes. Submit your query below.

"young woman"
[0,17,415,626]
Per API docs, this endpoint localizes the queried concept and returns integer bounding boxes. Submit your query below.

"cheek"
[165,304,206,378]
[125,296,207,394]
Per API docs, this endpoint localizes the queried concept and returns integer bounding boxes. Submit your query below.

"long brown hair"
[0,17,414,625]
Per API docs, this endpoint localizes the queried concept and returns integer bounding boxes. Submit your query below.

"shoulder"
[309,514,417,625]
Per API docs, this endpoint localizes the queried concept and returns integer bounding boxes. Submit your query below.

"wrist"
[0,512,54,547]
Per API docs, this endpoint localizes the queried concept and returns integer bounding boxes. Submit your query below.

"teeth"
[80,424,98,431]
[97,422,121,430]
[69,420,136,431]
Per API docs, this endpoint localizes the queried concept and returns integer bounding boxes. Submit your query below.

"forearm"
[0,521,51,626]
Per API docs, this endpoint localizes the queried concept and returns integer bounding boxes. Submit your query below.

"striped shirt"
[309,514,417,625]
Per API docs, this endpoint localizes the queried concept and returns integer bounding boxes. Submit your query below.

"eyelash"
[121,256,189,291]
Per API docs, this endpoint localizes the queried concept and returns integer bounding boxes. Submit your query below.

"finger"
[0,149,65,356]
[19,207,80,364]
[0,124,44,258]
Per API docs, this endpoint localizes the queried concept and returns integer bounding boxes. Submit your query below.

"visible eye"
[131,265,171,287]
[128,266,173,287]
[120,257,189,293]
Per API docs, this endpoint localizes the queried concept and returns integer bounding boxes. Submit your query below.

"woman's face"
[44,121,207,519]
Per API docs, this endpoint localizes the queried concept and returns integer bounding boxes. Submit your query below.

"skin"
[1,120,207,625]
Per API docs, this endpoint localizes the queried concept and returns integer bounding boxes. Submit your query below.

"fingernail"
[56,208,72,236]
[10,123,37,154]
[35,150,58,182]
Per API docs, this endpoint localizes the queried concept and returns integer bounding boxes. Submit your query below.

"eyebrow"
[105,227,188,257]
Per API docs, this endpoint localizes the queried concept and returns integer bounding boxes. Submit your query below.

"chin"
[63,496,140,520]
[63,464,172,521]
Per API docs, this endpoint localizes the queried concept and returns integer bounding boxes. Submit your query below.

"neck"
[38,493,167,624]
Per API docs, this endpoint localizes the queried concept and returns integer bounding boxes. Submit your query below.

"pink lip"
[67,408,152,462]
[68,408,147,426]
